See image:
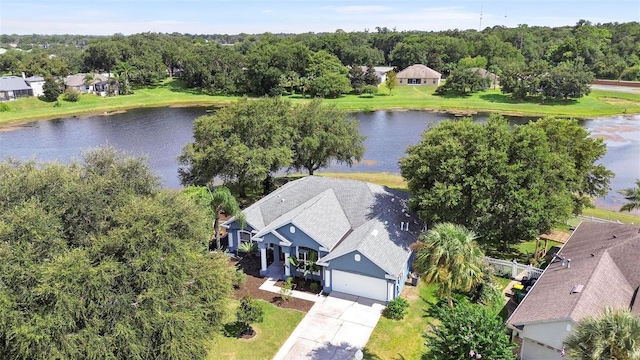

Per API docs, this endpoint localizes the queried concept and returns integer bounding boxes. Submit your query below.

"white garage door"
[332,270,388,301]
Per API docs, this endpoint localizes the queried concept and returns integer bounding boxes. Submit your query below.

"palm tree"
[564,308,640,360]
[619,179,640,212]
[208,185,244,250]
[412,222,485,307]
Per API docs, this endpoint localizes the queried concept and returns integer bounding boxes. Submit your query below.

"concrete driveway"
[273,292,385,360]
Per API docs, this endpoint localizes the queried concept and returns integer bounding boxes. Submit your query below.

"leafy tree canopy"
[425,299,517,360]
[290,98,365,175]
[0,147,235,360]
[400,115,612,249]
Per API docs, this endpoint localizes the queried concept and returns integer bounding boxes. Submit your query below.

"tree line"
[1,20,639,97]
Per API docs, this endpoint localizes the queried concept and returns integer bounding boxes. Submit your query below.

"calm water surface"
[0,107,638,209]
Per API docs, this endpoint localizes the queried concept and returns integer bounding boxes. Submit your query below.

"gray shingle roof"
[25,76,45,83]
[226,176,420,277]
[253,189,351,250]
[397,64,441,79]
[65,73,109,87]
[508,222,640,326]
[0,76,32,91]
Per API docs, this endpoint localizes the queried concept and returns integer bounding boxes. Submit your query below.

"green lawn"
[320,86,640,118]
[2,79,639,125]
[364,283,437,360]
[206,300,304,360]
[581,207,639,224]
[317,172,408,191]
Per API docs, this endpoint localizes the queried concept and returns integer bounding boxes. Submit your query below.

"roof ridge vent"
[570,284,584,294]
[370,229,379,237]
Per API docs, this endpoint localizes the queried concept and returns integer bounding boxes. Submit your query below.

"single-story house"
[468,67,499,88]
[507,222,640,360]
[222,176,421,302]
[0,76,33,101]
[25,75,46,97]
[64,73,113,95]
[396,64,441,86]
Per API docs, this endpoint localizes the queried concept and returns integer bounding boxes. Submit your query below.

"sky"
[1,0,639,35]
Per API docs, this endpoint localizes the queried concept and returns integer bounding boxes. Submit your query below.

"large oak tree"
[400,115,612,249]
[0,147,235,360]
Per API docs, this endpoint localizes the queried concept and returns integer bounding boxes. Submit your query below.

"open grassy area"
[2,79,639,126]
[206,299,304,360]
[319,86,640,118]
[0,79,235,125]
[317,171,408,191]
[364,283,437,360]
[581,207,639,224]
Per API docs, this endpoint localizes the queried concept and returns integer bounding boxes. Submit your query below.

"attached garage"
[332,270,389,301]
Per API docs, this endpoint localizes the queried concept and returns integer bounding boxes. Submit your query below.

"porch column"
[260,247,267,272]
[284,252,291,277]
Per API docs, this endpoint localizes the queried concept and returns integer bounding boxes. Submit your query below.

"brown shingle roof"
[396,64,441,79]
[508,222,640,326]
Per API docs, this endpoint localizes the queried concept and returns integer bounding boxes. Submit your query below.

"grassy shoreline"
[2,79,640,127]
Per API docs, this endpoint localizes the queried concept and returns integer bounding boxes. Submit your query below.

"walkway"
[273,292,384,360]
[259,261,385,359]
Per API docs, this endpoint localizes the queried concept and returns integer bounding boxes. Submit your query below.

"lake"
[0,107,638,210]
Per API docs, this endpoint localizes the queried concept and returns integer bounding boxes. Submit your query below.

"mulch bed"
[231,255,314,312]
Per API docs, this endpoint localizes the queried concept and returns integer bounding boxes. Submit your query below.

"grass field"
[363,283,437,360]
[206,300,304,360]
[2,79,639,125]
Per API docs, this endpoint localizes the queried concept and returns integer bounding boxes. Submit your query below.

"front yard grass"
[206,299,304,360]
[364,282,437,360]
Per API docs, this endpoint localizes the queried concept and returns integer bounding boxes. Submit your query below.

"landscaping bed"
[231,255,314,312]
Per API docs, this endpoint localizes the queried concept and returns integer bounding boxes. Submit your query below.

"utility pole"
[479,5,483,31]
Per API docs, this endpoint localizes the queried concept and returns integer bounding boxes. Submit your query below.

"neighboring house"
[24,75,45,97]
[507,222,640,360]
[223,176,421,302]
[396,64,442,86]
[65,73,112,95]
[0,76,33,101]
[374,66,395,85]
[468,67,499,88]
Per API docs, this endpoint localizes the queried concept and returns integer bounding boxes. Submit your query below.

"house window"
[408,79,421,85]
[239,230,252,243]
[296,247,320,275]
[290,226,296,234]
[354,254,361,262]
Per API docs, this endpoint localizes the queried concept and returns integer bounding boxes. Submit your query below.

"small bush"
[309,281,319,293]
[362,85,379,95]
[63,88,80,102]
[237,241,257,256]
[0,102,10,112]
[383,297,409,320]
[53,100,61,107]
[279,277,294,302]
[236,295,264,336]
[232,268,247,289]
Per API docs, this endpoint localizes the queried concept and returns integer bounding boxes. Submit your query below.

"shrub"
[237,241,257,256]
[63,88,80,102]
[236,296,264,336]
[362,85,379,95]
[279,277,294,302]
[383,297,410,320]
[233,268,247,289]
[309,281,319,293]
[0,102,10,112]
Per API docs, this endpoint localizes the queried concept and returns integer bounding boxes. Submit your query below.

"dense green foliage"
[435,67,488,95]
[383,297,410,320]
[235,296,265,336]
[412,223,485,307]
[400,115,612,249]
[0,147,235,360]
[425,299,517,360]
[501,60,594,100]
[62,87,80,102]
[42,76,62,101]
[564,308,640,360]
[179,97,364,194]
[3,20,638,96]
[619,179,640,212]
